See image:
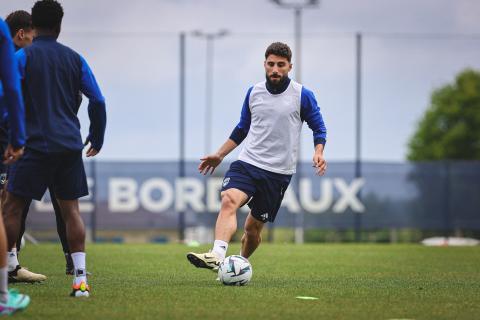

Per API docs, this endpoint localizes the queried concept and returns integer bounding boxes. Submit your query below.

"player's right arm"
[198,87,252,175]
[0,19,25,164]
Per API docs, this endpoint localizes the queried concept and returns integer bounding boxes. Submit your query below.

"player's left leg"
[240,168,291,259]
[3,148,50,284]
[49,189,73,275]
[240,212,265,259]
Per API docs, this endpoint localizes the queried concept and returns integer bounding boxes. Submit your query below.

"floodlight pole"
[191,30,229,155]
[179,32,186,242]
[270,0,320,245]
[354,32,363,242]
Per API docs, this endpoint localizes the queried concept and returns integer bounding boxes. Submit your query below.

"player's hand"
[312,152,327,176]
[3,144,24,164]
[84,138,99,157]
[198,153,223,175]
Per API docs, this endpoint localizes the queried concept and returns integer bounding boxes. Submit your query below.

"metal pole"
[354,32,362,242]
[444,161,451,238]
[179,32,186,242]
[205,36,214,154]
[294,7,304,245]
[90,159,97,243]
[294,7,302,83]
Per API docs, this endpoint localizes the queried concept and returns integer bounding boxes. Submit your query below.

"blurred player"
[0,16,30,315]
[3,0,106,297]
[3,10,48,284]
[187,42,327,270]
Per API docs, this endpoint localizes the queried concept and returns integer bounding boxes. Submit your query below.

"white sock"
[212,240,228,260]
[7,249,19,272]
[0,267,8,303]
[71,252,87,285]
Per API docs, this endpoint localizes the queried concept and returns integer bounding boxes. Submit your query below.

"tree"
[407,69,480,160]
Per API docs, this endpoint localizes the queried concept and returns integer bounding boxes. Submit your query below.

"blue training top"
[16,35,106,153]
[0,18,26,149]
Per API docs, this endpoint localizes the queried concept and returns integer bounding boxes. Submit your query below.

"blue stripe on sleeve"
[15,48,26,80]
[80,55,105,103]
[0,20,25,148]
[80,55,106,150]
[300,86,327,146]
[229,86,253,145]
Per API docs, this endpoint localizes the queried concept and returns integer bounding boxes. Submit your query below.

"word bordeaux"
[36,177,365,214]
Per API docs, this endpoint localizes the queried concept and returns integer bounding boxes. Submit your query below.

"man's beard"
[266,74,288,88]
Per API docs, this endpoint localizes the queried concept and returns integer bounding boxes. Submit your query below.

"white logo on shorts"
[0,173,6,186]
[222,177,230,187]
[260,212,269,221]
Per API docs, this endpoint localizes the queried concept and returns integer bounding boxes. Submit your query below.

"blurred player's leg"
[7,199,46,283]
[240,212,264,259]
[0,198,30,315]
[187,188,248,270]
[55,198,89,297]
[14,199,30,253]
[3,192,29,257]
[50,190,73,274]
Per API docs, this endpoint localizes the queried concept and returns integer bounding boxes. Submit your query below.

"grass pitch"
[11,243,480,320]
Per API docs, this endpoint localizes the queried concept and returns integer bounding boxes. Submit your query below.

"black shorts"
[7,148,88,201]
[221,160,292,223]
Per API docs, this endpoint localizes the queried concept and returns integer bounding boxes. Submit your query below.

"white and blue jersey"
[230,78,326,175]
[222,78,326,223]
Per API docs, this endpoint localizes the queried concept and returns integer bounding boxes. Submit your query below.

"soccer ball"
[218,255,253,286]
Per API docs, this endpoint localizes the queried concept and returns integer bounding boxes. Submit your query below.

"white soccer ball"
[218,255,253,286]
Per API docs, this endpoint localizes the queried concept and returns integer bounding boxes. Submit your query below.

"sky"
[1,0,480,162]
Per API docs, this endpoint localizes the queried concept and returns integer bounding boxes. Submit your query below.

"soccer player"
[3,9,48,284]
[187,42,327,270]
[2,0,106,297]
[0,16,30,315]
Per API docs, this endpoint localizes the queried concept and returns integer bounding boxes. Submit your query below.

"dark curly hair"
[32,0,64,31]
[265,42,292,62]
[5,10,32,38]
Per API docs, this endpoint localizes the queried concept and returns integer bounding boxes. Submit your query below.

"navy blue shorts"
[221,160,292,223]
[7,148,88,201]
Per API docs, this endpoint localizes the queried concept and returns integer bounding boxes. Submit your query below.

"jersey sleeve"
[300,87,327,146]
[79,55,106,151]
[0,20,25,148]
[229,86,253,145]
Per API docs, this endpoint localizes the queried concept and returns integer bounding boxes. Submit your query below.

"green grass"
[10,243,480,320]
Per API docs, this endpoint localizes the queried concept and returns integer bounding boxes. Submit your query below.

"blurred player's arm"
[300,87,327,175]
[1,22,25,164]
[199,87,252,175]
[79,55,106,157]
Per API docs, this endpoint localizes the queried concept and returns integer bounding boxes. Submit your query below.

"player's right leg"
[55,198,89,297]
[187,188,249,271]
[52,150,89,297]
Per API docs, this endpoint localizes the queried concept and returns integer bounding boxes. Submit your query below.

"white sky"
[2,0,480,162]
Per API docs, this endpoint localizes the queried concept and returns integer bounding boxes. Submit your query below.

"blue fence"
[25,161,480,233]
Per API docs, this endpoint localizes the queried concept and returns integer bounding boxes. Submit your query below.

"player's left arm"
[300,87,327,176]
[0,23,26,164]
[79,55,106,157]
